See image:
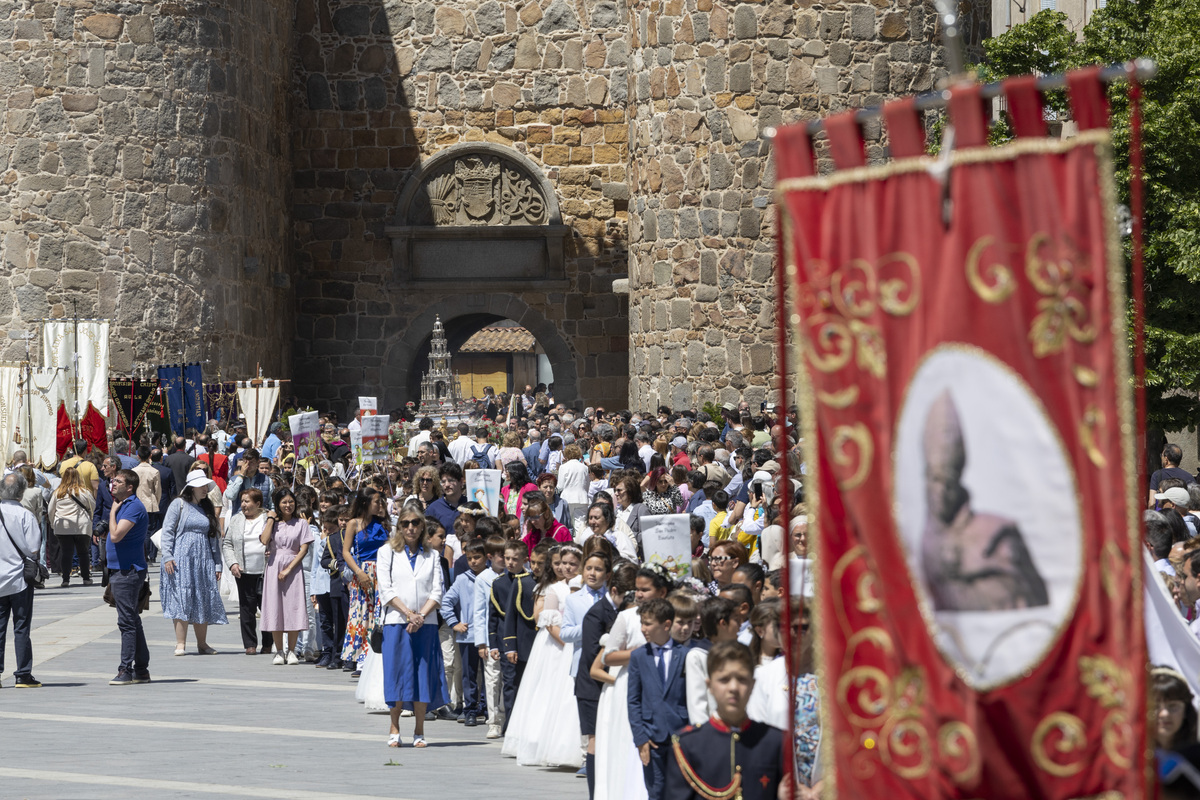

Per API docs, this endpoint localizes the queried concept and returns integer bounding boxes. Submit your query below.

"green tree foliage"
[980,2,1200,429]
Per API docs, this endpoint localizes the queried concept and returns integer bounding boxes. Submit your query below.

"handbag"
[0,508,48,588]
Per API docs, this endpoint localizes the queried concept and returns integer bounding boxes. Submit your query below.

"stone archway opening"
[392,299,578,413]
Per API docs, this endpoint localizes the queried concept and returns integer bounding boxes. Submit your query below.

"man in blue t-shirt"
[1150,443,1197,509]
[427,463,467,533]
[107,469,150,686]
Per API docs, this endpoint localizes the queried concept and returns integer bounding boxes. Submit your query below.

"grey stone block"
[733,5,757,38]
[540,0,580,32]
[454,41,482,72]
[851,5,876,39]
[591,1,621,28]
[708,153,733,190]
[729,62,751,93]
[475,2,505,36]
[333,5,371,36]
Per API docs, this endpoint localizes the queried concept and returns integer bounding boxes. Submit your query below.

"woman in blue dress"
[161,470,229,655]
[340,487,392,674]
[376,507,447,748]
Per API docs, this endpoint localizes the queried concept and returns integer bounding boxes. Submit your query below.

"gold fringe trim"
[774,129,1111,195]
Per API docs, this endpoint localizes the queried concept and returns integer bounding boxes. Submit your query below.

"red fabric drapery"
[773,69,1147,798]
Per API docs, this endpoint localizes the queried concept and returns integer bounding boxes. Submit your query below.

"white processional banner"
[0,365,21,463]
[28,368,66,469]
[42,320,109,418]
[236,381,280,448]
[1144,550,1200,710]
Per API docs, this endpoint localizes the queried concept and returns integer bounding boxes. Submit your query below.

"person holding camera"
[0,472,43,688]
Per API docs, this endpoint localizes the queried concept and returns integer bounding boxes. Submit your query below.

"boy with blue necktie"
[628,597,692,800]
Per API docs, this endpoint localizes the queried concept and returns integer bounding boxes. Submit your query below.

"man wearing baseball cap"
[1156,487,1199,537]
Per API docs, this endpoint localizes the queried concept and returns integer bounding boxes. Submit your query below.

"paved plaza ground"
[1,567,582,800]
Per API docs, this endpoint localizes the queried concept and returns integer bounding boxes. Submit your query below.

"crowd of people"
[1146,442,1200,797]
[0,389,816,799]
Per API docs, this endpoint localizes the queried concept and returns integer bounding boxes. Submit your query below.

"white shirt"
[473,566,504,647]
[1155,557,1177,577]
[652,640,676,675]
[0,500,42,597]
[747,656,789,730]
[448,434,476,465]
[242,515,267,574]
[407,430,432,457]
[685,646,717,726]
[638,444,655,472]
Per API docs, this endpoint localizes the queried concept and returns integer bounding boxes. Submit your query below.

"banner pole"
[1129,64,1148,504]
[773,204,797,800]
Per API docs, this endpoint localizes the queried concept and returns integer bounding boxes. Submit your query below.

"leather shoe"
[245,647,257,655]
[315,654,332,668]
[435,706,457,721]
[464,716,478,727]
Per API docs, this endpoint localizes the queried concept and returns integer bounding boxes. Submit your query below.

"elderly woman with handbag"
[376,508,447,748]
[220,488,273,655]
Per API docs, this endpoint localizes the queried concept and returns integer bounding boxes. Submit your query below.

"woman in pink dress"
[259,488,313,665]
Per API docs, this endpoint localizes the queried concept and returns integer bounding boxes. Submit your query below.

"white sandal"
[412,735,427,748]
[387,733,402,747]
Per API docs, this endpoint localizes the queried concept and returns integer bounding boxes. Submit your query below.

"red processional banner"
[774,69,1148,798]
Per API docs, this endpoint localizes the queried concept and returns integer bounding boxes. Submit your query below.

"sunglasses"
[399,519,421,528]
[707,556,736,565]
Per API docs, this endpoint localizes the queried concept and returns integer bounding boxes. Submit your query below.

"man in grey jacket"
[0,472,43,688]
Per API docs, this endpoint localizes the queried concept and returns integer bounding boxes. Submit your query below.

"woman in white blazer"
[376,506,448,748]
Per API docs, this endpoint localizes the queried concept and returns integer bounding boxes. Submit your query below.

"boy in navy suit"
[500,540,549,728]
[628,597,691,800]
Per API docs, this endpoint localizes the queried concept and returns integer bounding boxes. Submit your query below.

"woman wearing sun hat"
[160,469,228,656]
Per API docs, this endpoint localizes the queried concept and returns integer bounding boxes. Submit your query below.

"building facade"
[0,0,949,416]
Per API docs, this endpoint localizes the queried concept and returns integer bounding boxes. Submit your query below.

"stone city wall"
[291,0,633,415]
[625,0,944,411]
[0,0,294,375]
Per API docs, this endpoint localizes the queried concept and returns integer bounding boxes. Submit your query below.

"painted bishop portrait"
[919,391,1050,612]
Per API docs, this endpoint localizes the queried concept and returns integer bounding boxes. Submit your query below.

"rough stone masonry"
[0,0,956,415]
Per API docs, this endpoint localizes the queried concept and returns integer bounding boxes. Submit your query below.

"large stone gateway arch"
[294,136,629,414]
[382,293,581,411]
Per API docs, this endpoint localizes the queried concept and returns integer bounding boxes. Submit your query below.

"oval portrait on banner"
[893,346,1083,688]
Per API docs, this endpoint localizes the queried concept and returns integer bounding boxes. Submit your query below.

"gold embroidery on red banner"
[1080,655,1135,770]
[1073,365,1099,387]
[1031,711,1088,777]
[1026,232,1099,358]
[878,253,921,316]
[804,318,854,373]
[1080,406,1108,468]
[855,572,883,615]
[850,321,886,378]
[1100,541,1121,601]
[817,385,860,408]
[965,235,1016,304]
[831,423,873,490]
[938,721,981,785]
[877,668,933,780]
[1079,655,1129,708]
[879,716,933,780]
[837,666,892,728]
